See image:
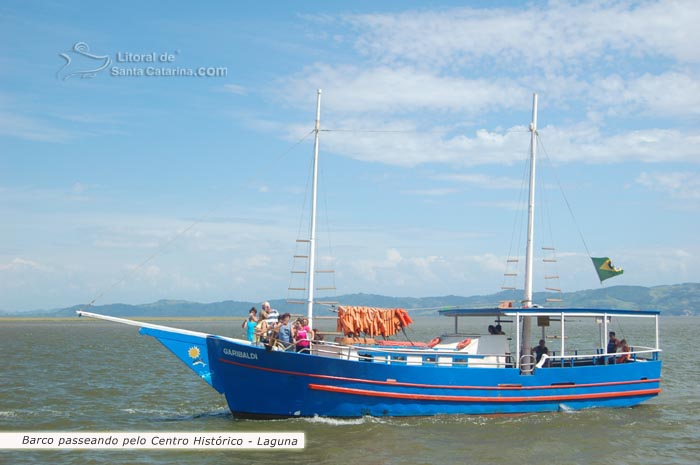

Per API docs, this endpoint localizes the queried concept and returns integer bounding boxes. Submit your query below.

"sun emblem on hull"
[188,346,206,366]
[188,346,201,359]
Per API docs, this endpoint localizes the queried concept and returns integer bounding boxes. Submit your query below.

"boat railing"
[306,340,660,370]
[537,346,661,369]
[309,340,512,368]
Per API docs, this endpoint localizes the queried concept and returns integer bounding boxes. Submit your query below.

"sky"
[1,0,699,311]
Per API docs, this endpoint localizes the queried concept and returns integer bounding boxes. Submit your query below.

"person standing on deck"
[255,310,271,345]
[241,307,258,343]
[607,331,620,364]
[294,318,311,353]
[274,313,293,350]
[532,339,549,365]
[607,331,619,354]
[262,301,279,326]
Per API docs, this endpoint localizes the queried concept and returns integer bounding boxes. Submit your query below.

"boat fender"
[456,338,472,350]
[428,337,441,348]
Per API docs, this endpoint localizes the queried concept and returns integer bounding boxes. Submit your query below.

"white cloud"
[434,173,522,189]
[469,253,508,274]
[317,117,700,167]
[283,64,529,114]
[351,248,436,283]
[346,1,700,69]
[125,264,161,278]
[93,239,161,249]
[277,2,700,169]
[243,254,272,269]
[636,171,700,200]
[401,187,462,197]
[0,258,53,272]
[71,182,87,194]
[545,126,700,164]
[0,111,74,143]
[593,72,700,118]
[315,119,534,167]
[221,83,248,95]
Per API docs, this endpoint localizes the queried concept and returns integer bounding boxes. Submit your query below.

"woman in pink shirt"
[294,318,311,354]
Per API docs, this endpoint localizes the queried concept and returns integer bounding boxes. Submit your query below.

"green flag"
[591,257,624,282]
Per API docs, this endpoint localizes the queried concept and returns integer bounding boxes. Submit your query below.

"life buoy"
[456,338,472,350]
[428,337,441,348]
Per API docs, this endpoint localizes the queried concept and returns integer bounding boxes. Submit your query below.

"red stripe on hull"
[307,383,662,403]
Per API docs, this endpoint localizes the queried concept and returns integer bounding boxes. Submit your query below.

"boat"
[77,91,662,417]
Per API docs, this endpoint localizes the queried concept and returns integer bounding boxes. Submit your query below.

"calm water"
[1,316,698,465]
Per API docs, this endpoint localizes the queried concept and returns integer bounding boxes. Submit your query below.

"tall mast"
[524,92,538,308]
[521,92,538,370]
[306,89,322,329]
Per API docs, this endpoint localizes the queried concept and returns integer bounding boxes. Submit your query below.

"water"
[1,316,698,465]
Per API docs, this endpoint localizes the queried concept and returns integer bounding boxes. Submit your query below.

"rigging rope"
[536,135,594,258]
[536,134,617,293]
[500,141,532,301]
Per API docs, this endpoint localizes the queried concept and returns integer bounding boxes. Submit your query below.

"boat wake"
[558,403,576,413]
[300,415,391,427]
[120,406,231,422]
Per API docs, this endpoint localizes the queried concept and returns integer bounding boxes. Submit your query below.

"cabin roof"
[438,307,661,318]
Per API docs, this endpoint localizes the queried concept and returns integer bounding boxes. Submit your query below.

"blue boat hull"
[206,336,661,418]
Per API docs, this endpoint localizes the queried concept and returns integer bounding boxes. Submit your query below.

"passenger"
[495,324,505,335]
[262,301,279,326]
[241,307,258,343]
[607,331,619,354]
[313,329,324,341]
[255,310,271,346]
[607,331,619,364]
[302,318,314,342]
[294,319,311,354]
[488,325,496,335]
[532,339,549,366]
[274,313,294,350]
[617,339,631,363]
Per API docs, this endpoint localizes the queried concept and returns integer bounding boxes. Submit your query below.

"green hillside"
[3,283,698,318]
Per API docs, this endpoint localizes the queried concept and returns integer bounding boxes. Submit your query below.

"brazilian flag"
[591,257,624,282]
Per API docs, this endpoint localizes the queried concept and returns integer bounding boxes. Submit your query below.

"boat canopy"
[438,307,661,318]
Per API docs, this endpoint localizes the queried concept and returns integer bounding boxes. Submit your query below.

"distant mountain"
[2,283,698,318]
[553,283,699,315]
[334,284,700,316]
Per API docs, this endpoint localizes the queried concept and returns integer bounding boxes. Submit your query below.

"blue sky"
[1,0,699,311]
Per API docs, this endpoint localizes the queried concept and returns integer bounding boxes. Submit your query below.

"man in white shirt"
[262,301,279,325]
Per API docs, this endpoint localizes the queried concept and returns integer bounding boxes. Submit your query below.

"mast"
[521,92,538,370]
[306,89,322,329]
[524,92,538,308]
